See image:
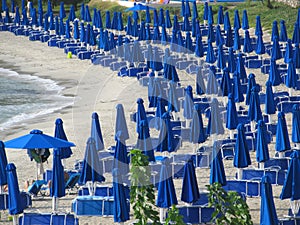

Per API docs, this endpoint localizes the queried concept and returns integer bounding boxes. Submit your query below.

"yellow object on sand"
[67,52,72,59]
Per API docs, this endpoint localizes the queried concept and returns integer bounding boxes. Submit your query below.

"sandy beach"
[0,27,294,225]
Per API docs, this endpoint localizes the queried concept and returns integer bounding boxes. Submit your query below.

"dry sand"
[0,28,294,224]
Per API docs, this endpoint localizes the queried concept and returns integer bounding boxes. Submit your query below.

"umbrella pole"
[250,121,256,132]
[289,88,293,97]
[291,200,300,216]
[268,114,272,124]
[12,215,18,225]
[229,129,234,140]
[297,69,300,75]
[237,168,243,180]
[159,208,167,223]
[0,185,2,194]
[259,162,265,169]
[296,143,300,150]
[52,197,58,212]
[278,151,284,158]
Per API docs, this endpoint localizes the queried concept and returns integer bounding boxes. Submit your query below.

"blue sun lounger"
[19,213,78,225]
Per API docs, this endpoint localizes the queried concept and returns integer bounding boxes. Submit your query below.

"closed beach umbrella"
[80,22,85,43]
[14,6,20,25]
[236,52,247,81]
[195,34,204,58]
[185,31,193,52]
[245,73,257,105]
[167,81,180,113]
[292,22,300,44]
[165,10,171,29]
[276,112,291,154]
[157,112,175,153]
[208,6,213,25]
[161,24,168,45]
[248,85,263,123]
[210,142,226,186]
[136,120,155,162]
[280,20,288,42]
[280,151,300,215]
[80,3,85,21]
[255,15,262,36]
[172,15,179,33]
[234,10,241,30]
[217,6,224,25]
[50,149,65,211]
[126,16,132,36]
[216,25,224,49]
[285,59,297,91]
[47,0,52,16]
[181,159,200,204]
[145,5,151,24]
[256,120,270,167]
[192,1,198,20]
[92,8,98,28]
[158,8,165,26]
[206,40,216,64]
[207,24,215,43]
[256,33,265,56]
[241,10,249,30]
[292,104,300,146]
[54,118,72,160]
[233,28,241,52]
[224,11,231,31]
[113,131,129,176]
[265,81,276,117]
[155,95,167,131]
[59,2,66,19]
[190,104,206,144]
[97,10,103,29]
[183,85,194,120]
[65,20,71,39]
[2,0,7,12]
[0,142,8,193]
[271,36,282,60]
[153,9,158,26]
[73,20,79,40]
[293,43,300,70]
[183,14,191,32]
[226,93,238,131]
[220,67,232,98]
[225,27,233,48]
[131,41,144,65]
[113,168,129,223]
[43,14,48,31]
[84,5,92,23]
[271,20,279,42]
[185,0,191,17]
[228,47,236,73]
[79,138,105,187]
[4,7,11,23]
[285,40,292,64]
[260,175,278,225]
[232,71,245,103]
[111,11,118,30]
[115,104,129,141]
[136,98,148,135]
[181,0,185,17]
[234,124,251,179]
[195,67,206,95]
[206,66,219,95]
[105,11,111,29]
[164,57,179,82]
[203,2,208,22]
[217,43,226,70]
[68,5,75,22]
[207,98,225,136]
[117,12,123,32]
[152,25,161,41]
[268,59,281,86]
[59,18,65,36]
[31,8,38,27]
[243,30,253,53]
[91,112,104,151]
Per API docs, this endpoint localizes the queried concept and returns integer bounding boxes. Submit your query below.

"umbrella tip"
[30,129,43,134]
[55,118,63,125]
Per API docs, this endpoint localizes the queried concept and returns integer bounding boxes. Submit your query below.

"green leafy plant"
[129,149,160,225]
[164,205,185,225]
[207,182,253,225]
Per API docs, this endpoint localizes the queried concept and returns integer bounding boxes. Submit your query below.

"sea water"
[0,67,73,131]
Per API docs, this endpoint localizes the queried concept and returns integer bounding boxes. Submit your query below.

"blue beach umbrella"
[43,14,49,31]
[233,124,251,169]
[185,31,193,52]
[217,6,224,25]
[190,104,206,144]
[92,8,98,28]
[246,73,257,105]
[265,81,276,119]
[172,15,180,32]
[226,93,238,130]
[195,34,204,58]
[271,36,282,60]
[68,5,75,22]
[183,85,194,120]
[260,175,279,225]
[271,20,279,42]
[54,118,72,160]
[192,0,198,19]
[228,47,236,73]
[183,14,191,32]
[217,44,226,70]
[113,131,129,176]
[158,8,165,26]
[236,52,247,81]
[2,0,7,12]
[256,33,265,55]
[80,22,85,43]
[14,6,20,25]
[241,10,249,30]
[91,112,104,151]
[161,25,168,45]
[224,11,231,31]
[111,11,118,30]
[268,59,281,86]
[157,112,175,153]
[195,67,206,95]
[285,59,297,90]
[132,10,139,22]
[215,25,224,47]
[0,141,8,191]
[10,0,14,13]
[59,2,66,19]
[256,120,270,164]
[84,5,92,23]
[6,163,23,216]
[207,98,225,136]
[248,85,263,123]
[65,20,72,39]
[157,157,178,207]
[47,0,52,16]
[145,5,151,24]
[131,41,144,65]
[232,71,244,103]
[219,67,232,98]
[165,10,172,29]
[79,137,105,186]
[234,10,241,30]
[292,104,300,144]
[292,22,300,44]
[152,25,161,41]
[210,142,226,186]
[280,151,300,215]
[206,41,216,64]
[59,18,65,36]
[126,16,132,36]
[155,95,167,130]
[115,104,129,141]
[4,7,11,23]
[165,57,179,82]
[203,2,208,22]
[285,39,293,63]
[208,6,213,25]
[225,28,233,48]
[80,3,85,21]
[136,98,148,134]
[206,66,219,95]
[85,23,90,45]
[73,20,79,40]
[168,81,180,113]
[207,24,215,43]
[176,31,184,53]
[153,9,158,27]
[113,168,129,223]
[181,159,200,204]
[50,149,65,211]
[146,44,153,69]
[185,0,191,17]
[136,120,155,162]
[31,8,38,27]
[255,15,263,36]
[97,10,103,29]
[21,0,25,13]
[233,28,241,52]
[49,14,55,32]
[243,30,253,53]
[293,43,300,70]
[280,20,288,42]
[195,19,201,37]
[105,11,111,29]
[276,112,291,153]
[170,30,177,51]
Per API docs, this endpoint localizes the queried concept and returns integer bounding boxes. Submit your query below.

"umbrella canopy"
[228,47,236,73]
[285,59,297,89]
[268,59,281,86]
[2,0,7,11]
[216,25,224,47]
[113,168,130,223]
[232,71,245,103]
[14,6,20,25]
[241,10,249,30]
[233,28,241,52]
[207,24,215,43]
[292,22,300,44]
[195,34,204,58]
[80,3,85,20]
[158,8,165,27]
[68,5,75,22]
[54,118,72,159]
[79,137,105,185]
[203,2,208,21]
[234,10,241,30]
[292,104,300,144]
[73,20,79,39]
[271,36,282,60]
[256,33,265,55]
[190,104,206,144]
[192,1,198,20]
[136,98,148,134]
[217,43,226,70]
[195,66,206,95]
[260,175,278,225]
[84,5,92,23]
[245,73,257,105]
[206,41,216,64]
[248,85,263,123]
[226,93,238,130]
[105,11,111,29]
[113,131,129,176]
[167,81,180,113]
[50,149,65,198]
[265,81,276,116]
[255,15,263,36]
[181,159,200,204]
[59,2,66,19]
[5,129,75,149]
[256,120,270,163]
[243,30,253,53]
[185,0,191,17]
[151,46,163,71]
[280,20,288,42]
[0,141,8,187]
[136,120,155,162]
[224,11,231,31]
[145,6,151,23]
[208,6,214,25]
[206,66,219,95]
[271,20,279,42]
[157,112,176,153]
[183,85,194,120]
[217,6,224,25]
[276,112,291,153]
[47,0,52,16]
[91,112,104,151]
[234,123,251,168]
[125,3,155,12]
[236,53,247,81]
[155,95,167,131]
[219,67,232,97]
[156,157,178,208]
[6,163,23,215]
[207,98,225,136]
[210,142,227,186]
[115,104,129,141]
[293,43,300,70]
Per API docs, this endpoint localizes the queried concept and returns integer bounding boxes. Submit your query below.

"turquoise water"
[0,67,73,131]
